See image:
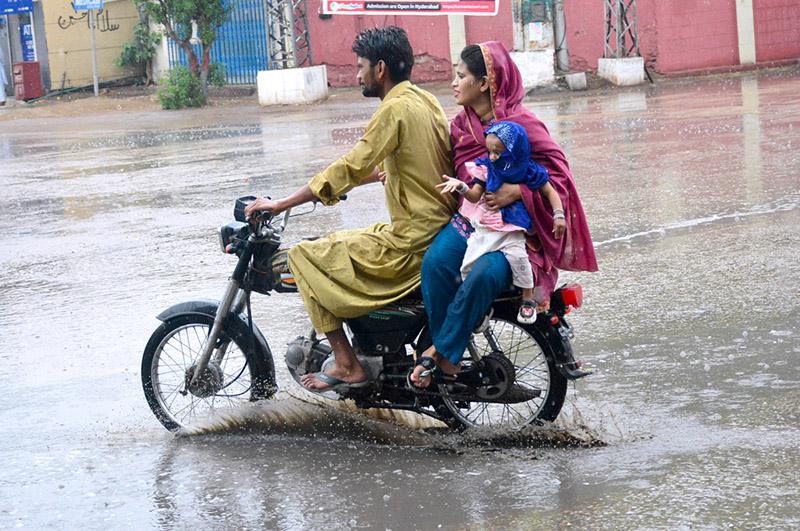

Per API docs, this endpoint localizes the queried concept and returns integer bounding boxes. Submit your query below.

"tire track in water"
[594,198,798,248]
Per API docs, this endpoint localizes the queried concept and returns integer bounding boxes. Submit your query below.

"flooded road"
[1,68,799,529]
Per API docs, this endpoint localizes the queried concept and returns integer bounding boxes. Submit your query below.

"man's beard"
[361,82,380,98]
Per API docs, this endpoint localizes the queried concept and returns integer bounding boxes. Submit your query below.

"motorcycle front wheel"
[438,303,567,431]
[141,313,276,432]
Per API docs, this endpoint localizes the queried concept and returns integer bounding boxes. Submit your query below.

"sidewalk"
[2,63,798,124]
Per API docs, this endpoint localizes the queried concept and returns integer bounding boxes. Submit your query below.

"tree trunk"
[200,46,211,95]
[157,14,199,75]
[185,45,200,74]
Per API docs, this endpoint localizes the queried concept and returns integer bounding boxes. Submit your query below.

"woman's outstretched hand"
[553,218,566,238]
[436,175,467,195]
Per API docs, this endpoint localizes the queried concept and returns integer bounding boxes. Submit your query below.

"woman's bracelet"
[457,182,469,195]
[553,208,565,220]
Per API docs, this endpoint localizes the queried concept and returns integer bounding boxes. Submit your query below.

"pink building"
[306,0,800,87]
[565,0,800,74]
[306,0,513,87]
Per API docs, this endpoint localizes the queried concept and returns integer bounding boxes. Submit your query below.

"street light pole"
[89,9,98,96]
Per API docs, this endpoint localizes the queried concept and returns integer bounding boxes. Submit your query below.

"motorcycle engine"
[285,336,331,376]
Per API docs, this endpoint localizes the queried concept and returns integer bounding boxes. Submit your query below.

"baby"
[439,121,566,324]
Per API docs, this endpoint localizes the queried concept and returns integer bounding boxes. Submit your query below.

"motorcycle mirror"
[234,196,259,222]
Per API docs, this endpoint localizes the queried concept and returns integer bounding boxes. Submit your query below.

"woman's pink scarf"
[451,41,598,303]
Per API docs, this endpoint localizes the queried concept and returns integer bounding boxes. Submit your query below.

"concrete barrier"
[510,50,555,91]
[564,72,587,91]
[597,57,644,86]
[257,65,328,105]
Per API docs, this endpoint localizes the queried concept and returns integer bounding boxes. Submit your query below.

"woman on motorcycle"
[410,41,598,388]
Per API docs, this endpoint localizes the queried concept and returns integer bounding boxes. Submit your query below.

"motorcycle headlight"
[218,222,247,253]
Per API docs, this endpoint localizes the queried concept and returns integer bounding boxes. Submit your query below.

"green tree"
[132,0,231,94]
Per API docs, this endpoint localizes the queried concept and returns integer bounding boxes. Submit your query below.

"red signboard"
[322,1,498,16]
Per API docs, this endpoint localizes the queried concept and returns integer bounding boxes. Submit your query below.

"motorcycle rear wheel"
[438,305,567,431]
[141,314,275,432]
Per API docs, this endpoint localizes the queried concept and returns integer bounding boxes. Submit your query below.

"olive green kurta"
[288,81,455,333]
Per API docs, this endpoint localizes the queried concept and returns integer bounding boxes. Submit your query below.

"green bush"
[114,23,161,85]
[157,63,228,110]
[158,65,204,109]
[207,62,227,88]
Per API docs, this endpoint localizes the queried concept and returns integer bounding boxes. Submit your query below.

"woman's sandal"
[407,356,437,393]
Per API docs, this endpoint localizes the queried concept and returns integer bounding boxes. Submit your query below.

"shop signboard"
[322,0,497,16]
[20,21,34,61]
[73,0,103,10]
[0,0,33,16]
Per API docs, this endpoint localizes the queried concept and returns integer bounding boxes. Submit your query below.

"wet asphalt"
[1,68,798,529]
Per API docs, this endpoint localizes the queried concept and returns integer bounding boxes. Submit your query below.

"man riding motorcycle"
[245,26,455,392]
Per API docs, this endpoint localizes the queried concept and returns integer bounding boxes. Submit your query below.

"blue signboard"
[0,0,33,15]
[20,21,34,61]
[73,0,103,10]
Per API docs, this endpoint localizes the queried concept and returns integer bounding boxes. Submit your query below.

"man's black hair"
[352,26,414,83]
[460,44,487,79]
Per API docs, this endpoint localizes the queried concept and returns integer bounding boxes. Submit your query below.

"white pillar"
[151,23,170,82]
[735,0,757,64]
[448,15,466,69]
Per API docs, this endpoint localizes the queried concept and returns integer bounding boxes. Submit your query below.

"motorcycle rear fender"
[538,320,591,380]
[155,299,271,355]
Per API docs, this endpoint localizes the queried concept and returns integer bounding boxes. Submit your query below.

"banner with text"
[0,0,33,15]
[322,0,497,16]
[73,0,103,11]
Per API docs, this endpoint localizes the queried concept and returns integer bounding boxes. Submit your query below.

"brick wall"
[753,0,800,61]
[653,0,739,71]
[564,0,799,74]
[307,5,453,87]
[306,3,514,87]
[464,6,514,54]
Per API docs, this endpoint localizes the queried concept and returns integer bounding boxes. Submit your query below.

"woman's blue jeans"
[421,221,512,365]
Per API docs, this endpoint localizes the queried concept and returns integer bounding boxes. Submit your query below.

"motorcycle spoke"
[441,315,553,430]
[150,322,254,429]
[516,365,550,385]
[513,352,545,372]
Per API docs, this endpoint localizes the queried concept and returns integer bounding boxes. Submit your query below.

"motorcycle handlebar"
[234,194,348,224]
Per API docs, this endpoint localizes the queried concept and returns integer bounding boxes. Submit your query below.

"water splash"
[178,391,437,446]
[178,391,607,451]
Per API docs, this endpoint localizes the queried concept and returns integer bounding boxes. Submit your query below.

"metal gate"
[167,0,270,85]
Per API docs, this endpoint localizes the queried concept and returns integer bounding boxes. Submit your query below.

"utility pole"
[265,0,312,69]
[604,0,639,59]
[553,0,569,72]
[74,0,103,96]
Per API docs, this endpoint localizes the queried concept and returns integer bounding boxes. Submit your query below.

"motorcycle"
[141,196,592,432]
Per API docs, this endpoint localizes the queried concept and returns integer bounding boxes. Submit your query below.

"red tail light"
[561,283,583,308]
